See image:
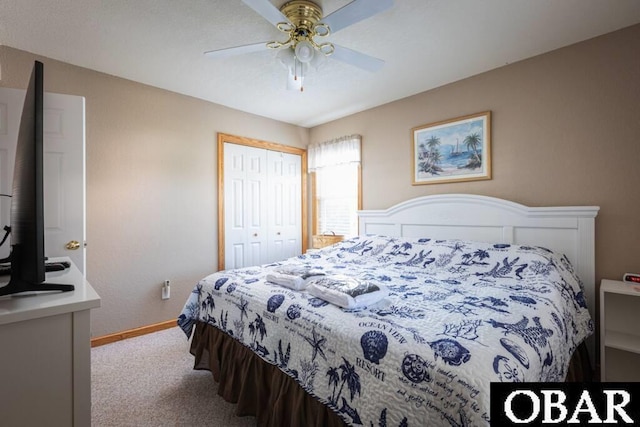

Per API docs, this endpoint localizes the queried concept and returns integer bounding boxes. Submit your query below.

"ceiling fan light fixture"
[309,51,326,70]
[294,40,315,63]
[276,47,296,69]
[276,46,309,91]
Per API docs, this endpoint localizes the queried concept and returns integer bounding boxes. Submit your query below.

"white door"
[0,88,23,263]
[0,88,86,274]
[224,143,268,269]
[42,92,86,273]
[267,150,301,262]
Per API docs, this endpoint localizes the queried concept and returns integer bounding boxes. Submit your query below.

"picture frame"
[412,111,491,185]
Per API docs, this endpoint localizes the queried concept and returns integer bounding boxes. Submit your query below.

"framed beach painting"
[412,111,491,185]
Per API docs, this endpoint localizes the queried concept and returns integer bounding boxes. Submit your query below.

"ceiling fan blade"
[321,0,394,34]
[330,44,384,73]
[242,0,291,27]
[204,42,268,59]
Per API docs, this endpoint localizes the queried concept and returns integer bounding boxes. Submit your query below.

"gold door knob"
[65,240,81,250]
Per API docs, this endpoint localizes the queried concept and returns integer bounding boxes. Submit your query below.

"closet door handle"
[253,233,258,237]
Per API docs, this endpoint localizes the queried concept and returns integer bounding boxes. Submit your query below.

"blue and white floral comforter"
[179,235,593,427]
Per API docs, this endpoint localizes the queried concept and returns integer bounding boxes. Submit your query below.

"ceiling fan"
[204,0,395,91]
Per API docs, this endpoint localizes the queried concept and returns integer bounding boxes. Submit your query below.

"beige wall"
[0,46,309,336]
[310,24,640,289]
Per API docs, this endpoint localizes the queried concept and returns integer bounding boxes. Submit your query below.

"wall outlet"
[162,280,170,300]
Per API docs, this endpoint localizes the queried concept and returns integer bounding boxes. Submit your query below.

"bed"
[179,194,599,426]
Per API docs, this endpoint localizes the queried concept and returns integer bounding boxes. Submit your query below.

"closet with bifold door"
[219,134,307,270]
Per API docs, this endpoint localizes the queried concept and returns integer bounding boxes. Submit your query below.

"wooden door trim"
[217,133,308,271]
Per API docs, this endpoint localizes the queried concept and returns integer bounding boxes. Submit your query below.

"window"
[308,135,361,237]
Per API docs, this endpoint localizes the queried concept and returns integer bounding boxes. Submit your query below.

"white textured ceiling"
[2,0,640,128]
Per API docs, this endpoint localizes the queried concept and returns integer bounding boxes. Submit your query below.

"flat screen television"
[0,61,74,296]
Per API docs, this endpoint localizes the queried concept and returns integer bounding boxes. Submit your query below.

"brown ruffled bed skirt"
[190,321,348,427]
[565,338,592,382]
[189,321,591,426]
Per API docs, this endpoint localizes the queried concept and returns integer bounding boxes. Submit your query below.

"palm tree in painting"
[463,132,483,169]
[426,135,441,152]
[327,366,340,405]
[418,135,443,175]
[418,142,428,160]
[430,149,442,166]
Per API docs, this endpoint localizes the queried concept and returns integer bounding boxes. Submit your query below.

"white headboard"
[358,194,600,361]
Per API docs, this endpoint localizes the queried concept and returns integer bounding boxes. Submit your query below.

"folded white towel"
[306,275,388,309]
[266,266,325,291]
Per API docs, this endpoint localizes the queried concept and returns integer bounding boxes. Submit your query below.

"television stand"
[0,258,100,426]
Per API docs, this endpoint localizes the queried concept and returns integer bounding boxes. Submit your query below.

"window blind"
[309,135,361,237]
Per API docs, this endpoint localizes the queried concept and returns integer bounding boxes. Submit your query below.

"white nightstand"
[599,279,640,381]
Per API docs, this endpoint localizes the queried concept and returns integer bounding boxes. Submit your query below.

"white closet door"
[266,151,302,263]
[223,142,303,269]
[223,143,268,269]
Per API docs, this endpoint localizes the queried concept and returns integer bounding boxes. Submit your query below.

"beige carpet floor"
[91,326,257,427]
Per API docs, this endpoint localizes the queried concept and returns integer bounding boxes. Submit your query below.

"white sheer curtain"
[308,135,361,237]
[308,135,361,170]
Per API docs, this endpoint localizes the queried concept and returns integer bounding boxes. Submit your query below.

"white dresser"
[0,259,100,427]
